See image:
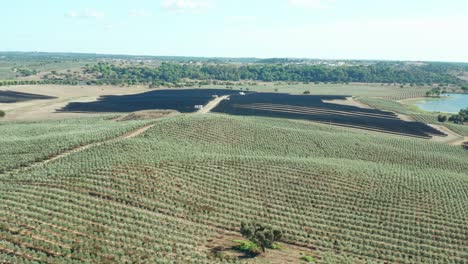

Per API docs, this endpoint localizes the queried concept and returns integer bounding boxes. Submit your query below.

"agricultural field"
[0,114,467,263]
[213,93,445,138]
[0,117,152,174]
[0,57,467,263]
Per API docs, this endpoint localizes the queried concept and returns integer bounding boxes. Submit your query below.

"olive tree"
[240,221,283,252]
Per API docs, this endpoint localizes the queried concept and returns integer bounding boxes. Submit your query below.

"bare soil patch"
[204,230,319,263]
[113,110,179,121]
[323,96,372,109]
[395,113,415,122]
[429,124,466,146]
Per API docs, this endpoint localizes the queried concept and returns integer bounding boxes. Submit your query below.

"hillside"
[1,114,467,263]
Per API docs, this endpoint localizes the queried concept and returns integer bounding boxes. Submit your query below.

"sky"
[1,0,468,62]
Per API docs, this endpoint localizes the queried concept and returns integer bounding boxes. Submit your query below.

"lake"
[414,93,468,113]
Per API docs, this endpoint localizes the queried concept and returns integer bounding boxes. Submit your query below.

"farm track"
[198,95,230,114]
[5,123,156,174]
[43,123,156,165]
[429,124,467,146]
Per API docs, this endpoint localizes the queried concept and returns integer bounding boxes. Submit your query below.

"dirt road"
[323,96,373,109]
[198,95,229,114]
[429,124,466,146]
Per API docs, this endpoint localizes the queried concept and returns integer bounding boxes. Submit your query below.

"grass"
[232,240,262,255]
[301,255,316,263]
[0,114,466,263]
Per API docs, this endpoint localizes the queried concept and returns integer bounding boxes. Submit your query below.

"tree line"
[438,108,468,124]
[84,62,463,86]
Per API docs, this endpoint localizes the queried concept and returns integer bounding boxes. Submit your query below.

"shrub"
[438,115,447,122]
[449,115,464,124]
[232,239,261,255]
[303,91,311,95]
[301,255,316,263]
[0,110,5,118]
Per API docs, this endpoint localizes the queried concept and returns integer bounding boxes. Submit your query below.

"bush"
[449,115,464,124]
[232,239,261,255]
[438,115,447,122]
[240,221,283,252]
[301,255,316,263]
[303,91,311,95]
[0,110,5,118]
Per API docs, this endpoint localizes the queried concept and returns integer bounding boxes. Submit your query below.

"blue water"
[415,93,468,113]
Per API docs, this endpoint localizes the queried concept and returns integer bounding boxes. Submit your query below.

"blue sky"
[2,0,468,62]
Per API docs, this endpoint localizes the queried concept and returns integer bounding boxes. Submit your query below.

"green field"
[1,114,467,263]
[0,117,151,173]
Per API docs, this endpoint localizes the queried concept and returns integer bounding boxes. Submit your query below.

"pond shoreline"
[401,93,467,114]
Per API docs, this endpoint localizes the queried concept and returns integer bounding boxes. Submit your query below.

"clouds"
[162,0,214,12]
[288,0,335,9]
[67,9,104,19]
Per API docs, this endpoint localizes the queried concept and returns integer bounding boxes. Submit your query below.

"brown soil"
[323,96,372,109]
[204,230,319,264]
[395,113,415,122]
[429,124,467,146]
[113,110,179,121]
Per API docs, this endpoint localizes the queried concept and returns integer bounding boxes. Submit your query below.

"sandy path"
[429,124,466,146]
[323,97,373,109]
[395,113,415,122]
[198,95,229,114]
